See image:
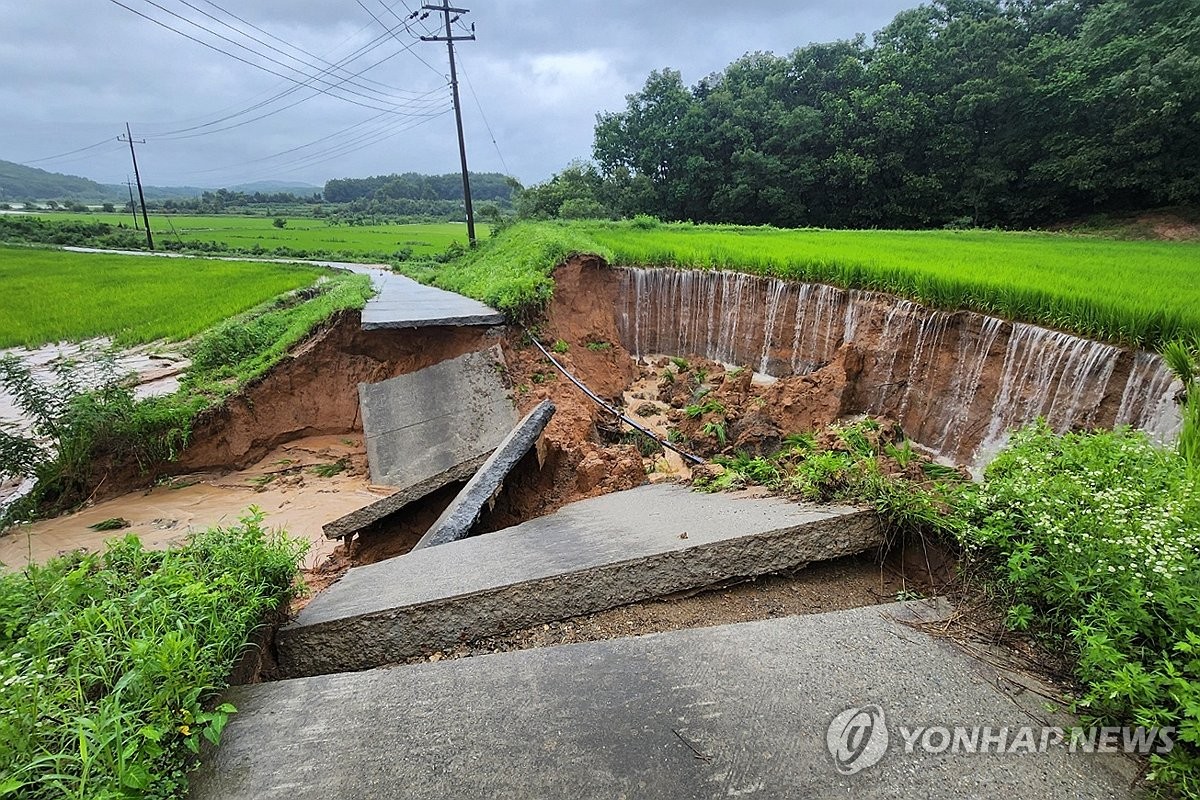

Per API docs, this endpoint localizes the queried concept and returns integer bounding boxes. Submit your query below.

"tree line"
[519,0,1199,228]
[323,171,516,205]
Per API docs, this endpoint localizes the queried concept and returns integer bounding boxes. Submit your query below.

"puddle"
[0,435,389,572]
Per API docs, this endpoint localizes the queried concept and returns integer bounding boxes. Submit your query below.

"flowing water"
[0,340,189,517]
[617,268,1181,463]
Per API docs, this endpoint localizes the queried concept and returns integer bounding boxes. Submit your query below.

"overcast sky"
[0,1,919,189]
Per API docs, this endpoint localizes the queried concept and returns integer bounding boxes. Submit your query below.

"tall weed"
[0,509,307,799]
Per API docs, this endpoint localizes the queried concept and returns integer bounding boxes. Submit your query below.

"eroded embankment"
[175,311,492,473]
[13,255,1179,575]
[611,265,1182,463]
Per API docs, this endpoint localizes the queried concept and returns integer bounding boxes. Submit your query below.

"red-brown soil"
[178,311,494,472]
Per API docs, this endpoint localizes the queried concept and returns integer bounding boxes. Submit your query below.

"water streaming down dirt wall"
[615,268,1182,464]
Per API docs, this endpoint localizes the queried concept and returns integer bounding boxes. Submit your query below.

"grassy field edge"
[412,220,1200,350]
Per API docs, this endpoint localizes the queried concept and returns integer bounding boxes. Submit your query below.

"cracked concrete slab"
[322,455,489,540]
[194,602,1140,800]
[277,484,884,677]
[413,400,555,551]
[360,272,504,330]
[359,347,516,488]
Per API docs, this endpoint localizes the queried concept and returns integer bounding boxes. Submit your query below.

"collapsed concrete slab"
[359,346,517,488]
[194,602,1139,800]
[321,455,488,541]
[412,400,555,551]
[277,485,884,677]
[360,272,504,330]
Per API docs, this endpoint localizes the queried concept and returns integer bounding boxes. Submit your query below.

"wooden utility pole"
[118,123,153,250]
[421,2,477,246]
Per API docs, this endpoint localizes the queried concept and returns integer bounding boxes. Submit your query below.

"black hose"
[525,331,707,466]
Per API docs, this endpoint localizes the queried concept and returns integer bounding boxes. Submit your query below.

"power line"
[198,0,422,96]
[22,139,117,165]
[130,0,427,109]
[187,109,451,183]
[124,2,450,141]
[218,110,452,184]
[360,0,446,77]
[107,0,433,114]
[132,4,423,131]
[458,59,511,177]
[273,112,452,175]
[148,85,448,143]
[177,104,450,177]
[170,0,431,104]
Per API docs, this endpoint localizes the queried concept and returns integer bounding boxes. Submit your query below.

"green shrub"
[0,509,307,799]
[956,423,1200,792]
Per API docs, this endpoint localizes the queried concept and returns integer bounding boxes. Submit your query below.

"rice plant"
[0,247,326,349]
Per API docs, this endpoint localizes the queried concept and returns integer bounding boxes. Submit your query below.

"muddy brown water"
[0,436,383,572]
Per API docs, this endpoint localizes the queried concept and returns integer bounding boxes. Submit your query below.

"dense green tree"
[515,161,613,220]
[323,172,516,205]
[565,0,1199,229]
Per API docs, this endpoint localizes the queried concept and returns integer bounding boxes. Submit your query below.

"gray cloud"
[0,0,916,188]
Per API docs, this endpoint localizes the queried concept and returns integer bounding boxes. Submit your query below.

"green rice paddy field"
[424,221,1200,348]
[23,212,485,258]
[6,215,1199,350]
[0,246,326,348]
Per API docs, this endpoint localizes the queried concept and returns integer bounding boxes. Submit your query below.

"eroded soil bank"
[6,256,1162,599]
[615,264,1181,462]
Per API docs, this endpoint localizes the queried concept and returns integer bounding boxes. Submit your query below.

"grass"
[396,222,610,316]
[0,263,372,523]
[0,509,307,799]
[0,246,327,349]
[20,212,487,260]
[406,220,1200,349]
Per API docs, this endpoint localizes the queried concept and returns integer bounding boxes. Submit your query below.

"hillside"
[0,159,122,203]
[0,159,212,203]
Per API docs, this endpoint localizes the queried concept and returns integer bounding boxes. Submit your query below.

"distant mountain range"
[0,159,319,202]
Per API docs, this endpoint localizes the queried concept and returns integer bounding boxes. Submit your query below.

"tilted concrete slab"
[194,603,1139,800]
[322,455,488,541]
[277,485,884,676]
[360,271,504,330]
[359,347,517,488]
[413,400,555,551]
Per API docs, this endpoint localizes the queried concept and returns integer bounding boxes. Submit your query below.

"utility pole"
[118,123,153,250]
[125,178,140,229]
[421,1,477,246]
